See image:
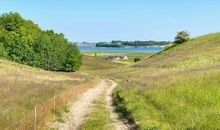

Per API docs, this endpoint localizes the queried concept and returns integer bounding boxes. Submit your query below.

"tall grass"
[0,59,100,129]
[105,33,220,129]
[6,77,100,130]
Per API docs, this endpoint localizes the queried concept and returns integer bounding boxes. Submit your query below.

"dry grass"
[0,59,99,130]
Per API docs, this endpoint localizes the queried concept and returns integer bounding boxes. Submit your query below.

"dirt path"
[50,79,129,130]
[51,80,107,130]
[106,79,129,130]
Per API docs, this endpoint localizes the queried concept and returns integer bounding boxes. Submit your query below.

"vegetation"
[81,94,114,130]
[134,57,141,62]
[80,55,124,71]
[96,40,171,48]
[175,31,191,44]
[1,11,219,130]
[83,52,153,65]
[104,33,220,129]
[0,12,81,72]
[0,59,99,129]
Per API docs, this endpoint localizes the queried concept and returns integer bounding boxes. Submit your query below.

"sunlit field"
[0,59,99,129]
[104,33,220,129]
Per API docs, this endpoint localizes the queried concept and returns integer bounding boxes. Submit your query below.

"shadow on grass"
[112,91,139,130]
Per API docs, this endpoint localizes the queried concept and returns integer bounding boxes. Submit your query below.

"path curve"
[50,79,129,130]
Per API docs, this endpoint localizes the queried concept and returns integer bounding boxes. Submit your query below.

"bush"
[174,31,190,44]
[0,43,7,57]
[134,58,141,62]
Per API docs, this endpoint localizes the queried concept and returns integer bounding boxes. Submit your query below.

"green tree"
[174,31,190,44]
[8,38,34,64]
[1,12,24,31]
[0,43,7,57]
[62,44,82,72]
[0,12,82,72]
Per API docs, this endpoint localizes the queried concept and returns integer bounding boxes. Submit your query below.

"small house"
[104,56,128,61]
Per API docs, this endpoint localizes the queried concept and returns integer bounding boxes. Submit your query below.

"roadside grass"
[113,61,131,65]
[0,59,99,130]
[113,69,220,129]
[81,94,114,130]
[104,33,220,129]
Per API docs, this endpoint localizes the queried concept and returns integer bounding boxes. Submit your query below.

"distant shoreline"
[76,41,173,48]
[79,46,164,53]
[78,45,172,48]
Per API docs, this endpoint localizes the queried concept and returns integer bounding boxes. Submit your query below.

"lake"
[79,46,163,53]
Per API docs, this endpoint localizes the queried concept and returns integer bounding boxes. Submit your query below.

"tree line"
[0,12,82,72]
[96,40,171,47]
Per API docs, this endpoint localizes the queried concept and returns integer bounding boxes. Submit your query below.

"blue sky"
[1,0,220,42]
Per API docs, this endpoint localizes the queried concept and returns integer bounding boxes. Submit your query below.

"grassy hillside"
[105,33,220,129]
[0,59,99,129]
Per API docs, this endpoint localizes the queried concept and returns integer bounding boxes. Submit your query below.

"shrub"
[174,31,190,44]
[0,43,7,57]
[134,57,141,62]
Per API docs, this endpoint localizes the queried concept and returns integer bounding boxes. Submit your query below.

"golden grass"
[0,59,100,130]
[6,77,100,130]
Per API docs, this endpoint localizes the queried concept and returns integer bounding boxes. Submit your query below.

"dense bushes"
[0,12,81,71]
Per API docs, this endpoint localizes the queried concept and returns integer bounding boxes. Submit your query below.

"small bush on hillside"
[134,58,141,62]
[174,31,190,44]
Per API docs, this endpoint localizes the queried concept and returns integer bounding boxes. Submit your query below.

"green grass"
[81,94,114,130]
[104,33,220,129]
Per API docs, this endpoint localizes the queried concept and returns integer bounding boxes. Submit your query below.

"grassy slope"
[0,59,95,129]
[106,33,220,129]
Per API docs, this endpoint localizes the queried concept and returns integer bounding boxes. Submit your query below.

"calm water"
[79,46,163,53]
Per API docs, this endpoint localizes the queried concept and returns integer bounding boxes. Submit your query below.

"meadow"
[103,33,220,129]
[2,32,220,129]
[80,55,123,71]
[82,52,153,65]
[0,59,100,129]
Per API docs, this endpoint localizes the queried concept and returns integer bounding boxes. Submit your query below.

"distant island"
[96,40,172,48]
[76,42,96,47]
[76,40,173,48]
